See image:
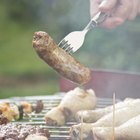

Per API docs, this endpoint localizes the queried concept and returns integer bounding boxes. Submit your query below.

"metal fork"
[58,12,108,54]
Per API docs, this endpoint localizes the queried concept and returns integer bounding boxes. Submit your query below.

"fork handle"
[84,12,108,31]
[92,12,108,26]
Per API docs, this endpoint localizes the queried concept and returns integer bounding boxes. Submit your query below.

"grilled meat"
[45,87,96,126]
[71,99,140,140]
[92,114,140,140]
[32,31,91,85]
[0,123,49,140]
[76,98,136,123]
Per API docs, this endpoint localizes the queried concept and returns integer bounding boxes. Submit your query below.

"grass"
[0,79,59,99]
[1,1,140,99]
[0,8,60,98]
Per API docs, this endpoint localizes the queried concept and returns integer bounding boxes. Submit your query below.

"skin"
[90,0,140,28]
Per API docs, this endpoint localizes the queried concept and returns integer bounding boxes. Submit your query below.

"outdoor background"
[0,0,140,98]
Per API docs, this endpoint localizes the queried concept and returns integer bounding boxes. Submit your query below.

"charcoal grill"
[2,94,121,140]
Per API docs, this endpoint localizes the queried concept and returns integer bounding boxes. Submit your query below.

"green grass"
[0,79,59,99]
[0,10,60,98]
[1,1,140,99]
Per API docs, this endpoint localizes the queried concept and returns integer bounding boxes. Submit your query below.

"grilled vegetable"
[0,112,9,125]
[32,100,44,113]
[0,103,19,121]
[0,100,44,122]
[17,105,24,120]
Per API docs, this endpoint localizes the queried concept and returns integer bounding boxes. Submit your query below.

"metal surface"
[60,69,140,99]
[7,95,120,140]
[58,12,108,54]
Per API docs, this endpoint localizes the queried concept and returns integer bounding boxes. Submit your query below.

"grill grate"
[4,94,120,140]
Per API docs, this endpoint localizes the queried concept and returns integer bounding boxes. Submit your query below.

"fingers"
[128,0,139,20]
[100,0,134,28]
[101,17,124,29]
[90,0,140,29]
[113,0,133,21]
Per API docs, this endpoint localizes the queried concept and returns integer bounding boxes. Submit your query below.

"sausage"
[32,31,91,85]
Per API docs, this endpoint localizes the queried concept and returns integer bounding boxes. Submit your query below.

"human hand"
[90,0,140,29]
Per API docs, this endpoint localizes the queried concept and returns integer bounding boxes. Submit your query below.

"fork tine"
[61,43,69,50]
[66,46,73,53]
[64,44,71,51]
[58,39,67,48]
[68,49,74,55]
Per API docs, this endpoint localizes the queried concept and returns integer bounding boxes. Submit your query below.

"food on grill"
[0,102,19,122]
[0,100,44,123]
[32,31,91,85]
[21,100,44,114]
[45,87,96,126]
[0,111,9,125]
[70,99,140,140]
[92,114,140,140]
[76,98,136,123]
[0,123,49,140]
[21,101,33,114]
[32,100,44,113]
[45,107,65,126]
[26,134,48,140]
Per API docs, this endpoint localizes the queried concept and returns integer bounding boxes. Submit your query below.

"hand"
[90,0,140,29]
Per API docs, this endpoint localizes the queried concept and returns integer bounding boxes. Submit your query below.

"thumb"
[99,0,118,12]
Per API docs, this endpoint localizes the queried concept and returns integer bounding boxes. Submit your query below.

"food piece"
[0,123,50,140]
[32,100,44,113]
[92,114,140,140]
[0,100,44,122]
[21,100,44,114]
[18,105,24,120]
[0,111,9,125]
[45,107,65,126]
[32,31,91,85]
[21,101,32,114]
[26,134,48,140]
[45,87,96,126]
[76,98,137,123]
[20,100,44,115]
[70,100,140,140]
[0,103,19,121]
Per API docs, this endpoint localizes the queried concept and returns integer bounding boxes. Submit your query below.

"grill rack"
[3,94,120,140]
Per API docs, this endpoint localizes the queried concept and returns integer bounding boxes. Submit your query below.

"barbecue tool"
[58,12,108,54]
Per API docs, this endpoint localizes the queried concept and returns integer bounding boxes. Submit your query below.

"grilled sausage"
[32,31,91,85]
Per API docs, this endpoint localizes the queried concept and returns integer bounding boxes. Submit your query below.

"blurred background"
[0,0,140,99]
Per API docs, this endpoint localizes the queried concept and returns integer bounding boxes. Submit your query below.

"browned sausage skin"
[32,31,91,85]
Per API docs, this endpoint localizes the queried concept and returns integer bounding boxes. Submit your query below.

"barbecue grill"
[2,94,120,140]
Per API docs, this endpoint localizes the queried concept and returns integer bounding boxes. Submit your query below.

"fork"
[58,12,108,54]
